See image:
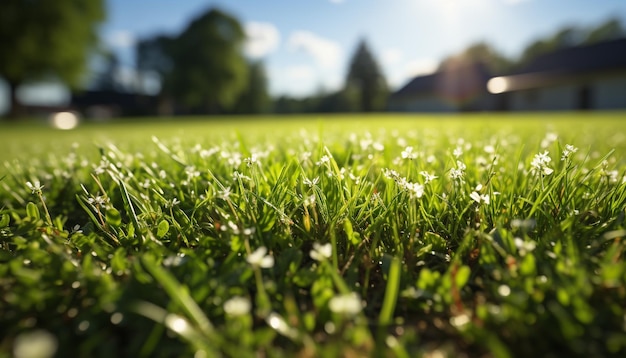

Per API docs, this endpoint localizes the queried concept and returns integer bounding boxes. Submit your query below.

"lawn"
[1,112,626,357]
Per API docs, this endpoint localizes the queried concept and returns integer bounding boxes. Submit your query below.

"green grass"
[1,112,626,357]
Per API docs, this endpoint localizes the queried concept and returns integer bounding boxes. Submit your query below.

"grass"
[1,112,626,357]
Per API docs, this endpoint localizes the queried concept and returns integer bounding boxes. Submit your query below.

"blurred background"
[1,0,625,120]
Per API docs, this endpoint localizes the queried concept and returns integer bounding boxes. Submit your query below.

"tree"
[584,18,625,44]
[138,8,249,114]
[345,39,389,112]
[439,42,512,75]
[517,18,625,68]
[0,0,105,118]
[233,61,270,114]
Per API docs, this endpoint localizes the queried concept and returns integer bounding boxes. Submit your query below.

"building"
[390,38,626,112]
[489,38,626,111]
[388,62,495,112]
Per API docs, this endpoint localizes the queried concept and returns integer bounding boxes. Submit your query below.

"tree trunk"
[7,80,23,119]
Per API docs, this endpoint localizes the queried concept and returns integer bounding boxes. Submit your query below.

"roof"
[488,38,626,93]
[392,62,491,102]
[513,38,626,76]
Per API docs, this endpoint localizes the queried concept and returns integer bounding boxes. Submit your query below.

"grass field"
[1,112,626,357]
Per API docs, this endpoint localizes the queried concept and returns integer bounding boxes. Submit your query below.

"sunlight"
[487,77,509,94]
[51,111,79,130]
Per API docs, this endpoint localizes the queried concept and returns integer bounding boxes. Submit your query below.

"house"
[388,62,496,112]
[390,38,626,112]
[488,38,626,111]
[71,90,159,119]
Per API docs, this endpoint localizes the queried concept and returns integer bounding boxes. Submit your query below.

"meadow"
[1,112,625,357]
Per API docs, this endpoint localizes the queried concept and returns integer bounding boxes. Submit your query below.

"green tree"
[345,39,389,112]
[234,61,270,114]
[138,8,248,114]
[0,0,105,118]
[439,42,512,75]
[584,18,625,44]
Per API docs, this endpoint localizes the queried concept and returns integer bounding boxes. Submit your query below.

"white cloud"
[382,48,404,66]
[107,30,135,49]
[285,65,315,81]
[287,31,342,68]
[404,58,438,77]
[244,22,281,59]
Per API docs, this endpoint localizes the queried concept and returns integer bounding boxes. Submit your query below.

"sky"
[1,0,625,113]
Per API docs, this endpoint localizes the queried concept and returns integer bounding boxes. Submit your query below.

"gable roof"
[513,38,626,76]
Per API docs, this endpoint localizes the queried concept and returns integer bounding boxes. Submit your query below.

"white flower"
[165,198,180,208]
[453,146,463,158]
[247,246,274,268]
[26,180,44,194]
[469,190,490,205]
[244,154,259,167]
[561,144,578,161]
[405,182,424,199]
[310,242,332,261]
[419,171,438,184]
[514,237,536,256]
[87,195,107,206]
[223,296,251,316]
[184,166,200,179]
[303,177,319,187]
[328,292,362,316]
[530,151,554,176]
[401,146,417,159]
[316,155,330,166]
[218,187,232,200]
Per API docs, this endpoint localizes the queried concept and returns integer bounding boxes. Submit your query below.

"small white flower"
[328,292,362,316]
[247,246,274,268]
[530,151,554,176]
[218,187,232,200]
[310,242,332,261]
[514,237,536,256]
[469,191,490,205]
[453,146,463,158]
[401,146,417,159]
[185,166,200,179]
[316,155,330,166]
[87,195,107,206]
[244,154,259,167]
[561,144,578,161]
[303,177,319,187]
[26,180,44,194]
[419,171,438,184]
[165,198,180,208]
[223,296,251,316]
[406,182,424,199]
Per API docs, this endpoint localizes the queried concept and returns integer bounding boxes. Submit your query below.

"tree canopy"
[0,0,105,117]
[345,40,389,112]
[137,8,250,114]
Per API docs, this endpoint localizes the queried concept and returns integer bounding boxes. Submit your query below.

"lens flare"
[51,112,79,130]
[487,77,509,94]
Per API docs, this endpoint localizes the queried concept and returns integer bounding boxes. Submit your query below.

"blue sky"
[1,0,625,113]
[101,0,625,97]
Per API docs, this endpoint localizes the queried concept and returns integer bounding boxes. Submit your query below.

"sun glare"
[51,111,79,130]
[487,77,509,94]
